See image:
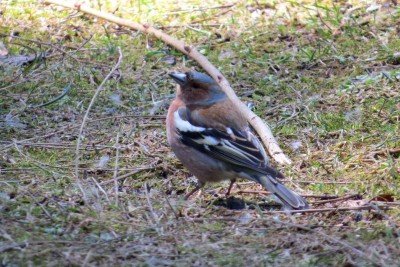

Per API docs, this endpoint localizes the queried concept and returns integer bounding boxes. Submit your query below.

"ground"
[0,0,399,266]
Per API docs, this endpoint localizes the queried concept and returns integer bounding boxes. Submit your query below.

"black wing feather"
[178,127,284,179]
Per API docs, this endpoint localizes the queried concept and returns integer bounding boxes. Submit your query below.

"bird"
[166,70,309,210]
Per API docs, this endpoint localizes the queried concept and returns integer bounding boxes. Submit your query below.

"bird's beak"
[168,73,187,85]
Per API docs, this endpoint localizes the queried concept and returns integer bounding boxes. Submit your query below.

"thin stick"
[191,5,234,24]
[300,194,339,199]
[81,248,93,267]
[263,205,391,214]
[293,180,353,184]
[313,194,361,205]
[90,177,110,203]
[113,131,120,206]
[236,190,271,195]
[370,201,400,206]
[165,196,180,220]
[43,0,291,165]
[12,142,57,175]
[100,167,155,186]
[144,183,159,224]
[2,34,80,63]
[26,192,54,222]
[164,4,235,15]
[74,47,123,202]
[0,115,163,151]
[236,190,340,199]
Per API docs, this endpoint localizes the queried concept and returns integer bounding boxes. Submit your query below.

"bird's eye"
[192,82,201,89]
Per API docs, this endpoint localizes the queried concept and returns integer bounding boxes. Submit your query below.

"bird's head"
[169,70,226,106]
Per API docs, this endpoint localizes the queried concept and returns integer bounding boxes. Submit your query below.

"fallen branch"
[43,0,291,165]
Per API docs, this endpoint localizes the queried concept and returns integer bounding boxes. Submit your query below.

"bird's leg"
[226,179,236,196]
[184,181,204,200]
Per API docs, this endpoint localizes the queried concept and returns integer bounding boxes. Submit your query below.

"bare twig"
[263,204,391,214]
[43,0,291,165]
[165,196,180,220]
[74,47,123,202]
[0,115,164,151]
[164,4,236,15]
[82,248,93,267]
[0,69,49,92]
[236,190,341,200]
[293,180,354,184]
[26,192,54,222]
[300,194,339,199]
[144,183,160,224]
[159,24,222,29]
[236,190,271,195]
[1,34,80,63]
[113,131,121,206]
[0,240,90,254]
[12,141,57,175]
[370,201,400,206]
[191,4,235,24]
[90,177,110,203]
[100,166,155,185]
[0,165,153,172]
[313,194,361,205]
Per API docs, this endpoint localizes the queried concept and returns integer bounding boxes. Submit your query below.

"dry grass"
[1,0,399,266]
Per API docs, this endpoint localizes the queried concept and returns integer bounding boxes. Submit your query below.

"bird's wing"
[173,106,284,179]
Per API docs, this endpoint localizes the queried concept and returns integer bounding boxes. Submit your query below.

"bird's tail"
[257,175,309,210]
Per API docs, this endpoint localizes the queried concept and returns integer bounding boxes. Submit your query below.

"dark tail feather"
[257,175,309,210]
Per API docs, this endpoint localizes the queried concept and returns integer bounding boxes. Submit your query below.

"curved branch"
[43,0,292,165]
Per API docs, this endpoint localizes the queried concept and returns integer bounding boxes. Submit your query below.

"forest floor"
[1,0,399,266]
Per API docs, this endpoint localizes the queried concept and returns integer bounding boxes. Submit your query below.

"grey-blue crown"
[189,71,216,85]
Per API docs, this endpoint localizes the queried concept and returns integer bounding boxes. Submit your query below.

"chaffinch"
[166,70,309,210]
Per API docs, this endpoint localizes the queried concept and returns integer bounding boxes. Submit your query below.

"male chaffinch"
[166,70,309,210]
